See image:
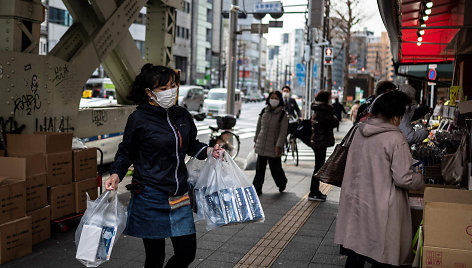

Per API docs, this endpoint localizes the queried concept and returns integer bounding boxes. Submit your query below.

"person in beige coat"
[253,91,289,195]
[335,91,424,267]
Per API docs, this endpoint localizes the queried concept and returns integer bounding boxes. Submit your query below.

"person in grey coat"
[253,91,289,195]
[398,84,429,145]
[335,91,424,267]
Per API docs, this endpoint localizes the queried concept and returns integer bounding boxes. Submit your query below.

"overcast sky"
[262,0,387,46]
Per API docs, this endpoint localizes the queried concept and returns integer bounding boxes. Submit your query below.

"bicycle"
[283,116,300,166]
[208,115,241,159]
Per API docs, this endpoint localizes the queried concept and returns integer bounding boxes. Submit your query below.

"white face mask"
[149,87,178,108]
[283,92,290,99]
[269,99,280,108]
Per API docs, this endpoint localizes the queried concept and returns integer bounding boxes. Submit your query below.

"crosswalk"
[288,139,337,162]
[195,121,257,139]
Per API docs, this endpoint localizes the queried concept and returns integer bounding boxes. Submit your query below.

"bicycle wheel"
[283,139,290,163]
[217,131,240,159]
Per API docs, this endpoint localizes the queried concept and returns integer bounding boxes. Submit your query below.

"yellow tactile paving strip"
[234,183,333,268]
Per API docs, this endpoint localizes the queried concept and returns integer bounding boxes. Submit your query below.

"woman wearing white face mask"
[105,64,223,268]
[253,91,289,195]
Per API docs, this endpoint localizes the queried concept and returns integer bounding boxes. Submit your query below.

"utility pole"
[226,0,238,115]
[284,64,289,86]
[257,21,263,94]
[276,57,279,90]
[319,0,330,90]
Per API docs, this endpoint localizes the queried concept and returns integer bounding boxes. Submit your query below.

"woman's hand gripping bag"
[75,191,127,267]
[193,152,265,231]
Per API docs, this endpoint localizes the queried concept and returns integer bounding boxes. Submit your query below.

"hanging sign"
[449,86,462,106]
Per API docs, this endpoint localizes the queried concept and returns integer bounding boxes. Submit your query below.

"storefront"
[379,0,472,266]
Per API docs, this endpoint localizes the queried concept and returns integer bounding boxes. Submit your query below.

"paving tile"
[197,239,224,250]
[311,253,347,266]
[207,251,245,263]
[272,258,312,268]
[193,259,235,268]
[276,241,319,261]
[200,233,232,243]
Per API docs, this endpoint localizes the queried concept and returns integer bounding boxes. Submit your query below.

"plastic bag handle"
[193,146,208,159]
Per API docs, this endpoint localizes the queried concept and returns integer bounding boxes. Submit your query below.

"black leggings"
[143,233,196,268]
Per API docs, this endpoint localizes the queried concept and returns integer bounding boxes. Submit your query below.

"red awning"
[378,0,466,64]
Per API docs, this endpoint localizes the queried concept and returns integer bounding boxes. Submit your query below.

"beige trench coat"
[334,117,424,266]
[254,105,288,158]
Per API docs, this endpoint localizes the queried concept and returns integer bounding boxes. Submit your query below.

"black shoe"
[279,184,286,193]
[308,193,327,202]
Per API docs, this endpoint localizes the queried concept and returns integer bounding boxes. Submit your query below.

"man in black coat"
[282,86,302,120]
[332,98,346,132]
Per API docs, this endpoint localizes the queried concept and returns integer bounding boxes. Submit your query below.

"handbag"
[441,134,467,185]
[314,124,358,187]
[293,119,312,147]
[243,149,257,170]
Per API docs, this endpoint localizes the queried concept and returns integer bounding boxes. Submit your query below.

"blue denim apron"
[123,186,195,239]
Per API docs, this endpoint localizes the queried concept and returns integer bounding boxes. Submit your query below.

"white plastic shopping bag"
[75,191,127,267]
[243,149,257,170]
[193,151,265,230]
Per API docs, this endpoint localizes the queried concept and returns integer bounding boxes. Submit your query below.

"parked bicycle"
[283,115,300,166]
[208,115,240,159]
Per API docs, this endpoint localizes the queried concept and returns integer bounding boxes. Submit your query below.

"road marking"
[234,183,333,267]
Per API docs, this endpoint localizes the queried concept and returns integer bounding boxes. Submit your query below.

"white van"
[203,88,242,118]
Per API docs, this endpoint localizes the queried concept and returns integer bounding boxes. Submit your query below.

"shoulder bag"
[314,124,358,187]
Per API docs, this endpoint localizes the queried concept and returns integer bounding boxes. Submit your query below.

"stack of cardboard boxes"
[0,133,98,264]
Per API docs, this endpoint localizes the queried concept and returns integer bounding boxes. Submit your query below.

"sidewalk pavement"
[3,119,355,268]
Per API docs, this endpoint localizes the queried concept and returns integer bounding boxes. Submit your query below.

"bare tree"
[332,0,363,101]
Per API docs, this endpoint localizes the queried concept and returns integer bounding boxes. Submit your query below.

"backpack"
[259,107,286,123]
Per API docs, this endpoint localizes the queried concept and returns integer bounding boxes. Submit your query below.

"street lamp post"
[226,1,238,115]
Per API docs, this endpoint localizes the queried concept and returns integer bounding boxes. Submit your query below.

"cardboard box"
[72,148,97,181]
[45,151,72,187]
[7,153,46,177]
[0,178,26,225]
[6,132,72,154]
[26,173,47,212]
[74,178,98,213]
[0,157,26,180]
[27,206,50,245]
[423,187,472,252]
[0,216,32,264]
[423,246,472,267]
[48,183,74,220]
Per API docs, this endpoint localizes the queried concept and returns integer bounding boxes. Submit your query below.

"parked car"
[203,88,242,118]
[178,85,205,112]
[244,91,263,102]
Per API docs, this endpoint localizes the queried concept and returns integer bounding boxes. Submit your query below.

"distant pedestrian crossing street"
[195,121,257,139]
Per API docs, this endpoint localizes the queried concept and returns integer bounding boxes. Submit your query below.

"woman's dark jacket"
[310,102,339,149]
[110,103,207,196]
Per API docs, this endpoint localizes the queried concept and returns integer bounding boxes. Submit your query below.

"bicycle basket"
[216,115,237,129]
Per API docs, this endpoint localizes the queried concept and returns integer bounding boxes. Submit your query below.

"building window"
[186,28,189,39]
[49,7,73,26]
[135,40,145,57]
[207,8,212,23]
[206,48,211,62]
[206,28,212,42]
[185,2,191,13]
[176,26,181,38]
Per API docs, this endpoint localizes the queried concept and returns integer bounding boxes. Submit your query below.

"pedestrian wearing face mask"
[252,91,289,195]
[105,64,223,268]
[281,86,302,120]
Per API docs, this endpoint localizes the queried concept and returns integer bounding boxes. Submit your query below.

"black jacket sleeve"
[186,115,208,160]
[110,113,138,180]
[292,98,302,117]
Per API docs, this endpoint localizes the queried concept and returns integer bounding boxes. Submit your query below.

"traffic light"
[324,47,333,65]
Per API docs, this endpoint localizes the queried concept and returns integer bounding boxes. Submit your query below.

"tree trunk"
[327,64,333,92]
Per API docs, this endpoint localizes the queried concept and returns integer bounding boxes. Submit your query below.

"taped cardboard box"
[423,187,472,251]
[72,148,97,181]
[0,177,26,225]
[6,133,72,154]
[7,153,46,177]
[26,173,47,212]
[48,183,75,220]
[27,206,50,245]
[0,157,26,180]
[423,246,472,267]
[45,151,72,187]
[0,216,32,264]
[74,177,98,213]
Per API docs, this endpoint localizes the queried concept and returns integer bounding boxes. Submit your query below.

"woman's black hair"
[371,91,411,119]
[315,90,330,103]
[266,91,284,107]
[127,64,180,104]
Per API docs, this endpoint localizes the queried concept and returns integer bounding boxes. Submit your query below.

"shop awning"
[378,0,466,64]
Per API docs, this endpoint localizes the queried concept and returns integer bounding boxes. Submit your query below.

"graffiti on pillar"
[35,116,74,133]
[13,74,42,115]
[92,110,108,126]
[0,117,26,150]
[52,64,69,87]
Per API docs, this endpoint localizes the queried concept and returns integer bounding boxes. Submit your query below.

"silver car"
[178,85,205,112]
